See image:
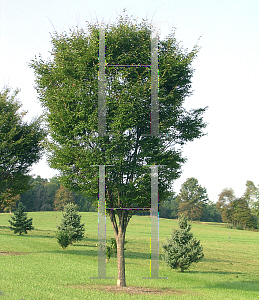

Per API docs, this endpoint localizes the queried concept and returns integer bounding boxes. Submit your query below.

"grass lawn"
[0,211,259,299]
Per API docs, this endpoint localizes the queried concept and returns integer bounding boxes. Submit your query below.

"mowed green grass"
[0,212,259,300]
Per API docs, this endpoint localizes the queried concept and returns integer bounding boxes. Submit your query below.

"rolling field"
[0,211,259,299]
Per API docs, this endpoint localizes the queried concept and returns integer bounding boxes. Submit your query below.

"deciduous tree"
[30,14,207,287]
[177,177,209,221]
[0,87,46,211]
[53,185,74,211]
[216,188,235,223]
[217,187,256,229]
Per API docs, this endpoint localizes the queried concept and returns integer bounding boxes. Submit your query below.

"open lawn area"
[0,212,259,299]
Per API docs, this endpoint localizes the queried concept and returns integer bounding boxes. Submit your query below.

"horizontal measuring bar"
[106,208,151,210]
[104,64,152,67]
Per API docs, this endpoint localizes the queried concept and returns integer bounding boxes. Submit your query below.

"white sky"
[1,0,259,202]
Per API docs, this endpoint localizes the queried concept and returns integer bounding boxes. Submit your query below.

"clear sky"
[1,0,259,202]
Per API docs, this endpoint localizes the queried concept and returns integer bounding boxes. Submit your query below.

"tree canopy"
[0,87,46,211]
[30,14,207,287]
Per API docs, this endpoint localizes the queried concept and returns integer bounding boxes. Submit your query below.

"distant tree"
[177,178,209,221]
[56,203,85,248]
[216,188,235,223]
[200,200,222,222]
[53,185,74,211]
[162,214,204,272]
[71,192,97,212]
[252,190,259,217]
[159,193,179,219]
[217,187,257,229]
[19,175,96,212]
[8,202,34,235]
[2,193,20,213]
[0,87,46,211]
[42,181,60,211]
[243,180,257,209]
[242,180,259,218]
[19,175,57,211]
[231,198,256,229]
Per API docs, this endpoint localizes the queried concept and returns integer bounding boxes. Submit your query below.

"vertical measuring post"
[143,165,168,279]
[90,165,114,280]
[151,28,159,137]
[142,26,159,137]
[92,22,167,281]
[98,25,106,137]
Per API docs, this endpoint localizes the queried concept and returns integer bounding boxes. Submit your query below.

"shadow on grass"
[0,231,56,240]
[47,249,99,257]
[187,270,244,275]
[45,249,150,260]
[0,228,98,244]
[201,257,238,264]
[203,280,259,292]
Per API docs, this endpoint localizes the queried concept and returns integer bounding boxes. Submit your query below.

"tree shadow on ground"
[45,249,150,259]
[201,280,259,292]
[201,257,239,263]
[46,249,99,257]
[187,270,244,275]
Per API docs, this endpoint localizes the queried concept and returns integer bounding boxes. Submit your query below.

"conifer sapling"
[56,203,85,249]
[8,202,34,235]
[162,214,204,272]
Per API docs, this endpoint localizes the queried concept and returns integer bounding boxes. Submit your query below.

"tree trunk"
[108,208,132,288]
[116,230,126,287]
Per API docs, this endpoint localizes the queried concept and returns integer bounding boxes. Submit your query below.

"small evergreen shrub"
[8,202,34,235]
[162,214,204,272]
[56,230,71,249]
[56,203,85,249]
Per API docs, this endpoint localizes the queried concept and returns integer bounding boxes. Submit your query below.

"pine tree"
[162,214,204,272]
[56,203,85,249]
[8,202,34,235]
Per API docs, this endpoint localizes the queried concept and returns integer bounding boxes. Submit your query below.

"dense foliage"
[0,87,46,211]
[30,13,207,287]
[29,15,207,212]
[162,214,204,272]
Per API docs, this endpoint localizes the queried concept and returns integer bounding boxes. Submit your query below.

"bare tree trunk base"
[117,279,126,287]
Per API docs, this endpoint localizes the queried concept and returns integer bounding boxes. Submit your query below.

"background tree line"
[158,177,259,230]
[2,173,259,230]
[216,180,259,230]
[1,175,97,213]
